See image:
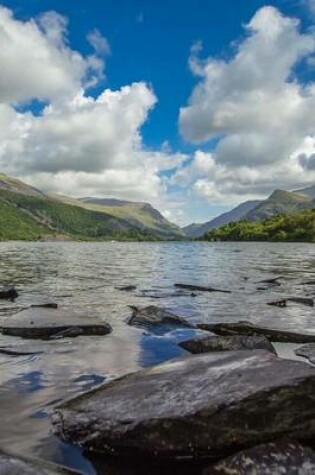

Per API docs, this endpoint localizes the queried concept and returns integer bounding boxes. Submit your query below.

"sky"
[0,0,314,225]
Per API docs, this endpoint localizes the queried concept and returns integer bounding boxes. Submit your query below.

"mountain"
[57,196,183,239]
[244,189,314,221]
[183,200,261,238]
[293,185,315,200]
[202,209,315,242]
[0,173,44,197]
[0,174,181,241]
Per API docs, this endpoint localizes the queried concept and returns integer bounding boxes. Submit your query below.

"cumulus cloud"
[178,6,315,203]
[0,6,104,103]
[0,6,187,212]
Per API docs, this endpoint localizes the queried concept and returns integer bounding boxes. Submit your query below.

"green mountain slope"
[202,209,315,242]
[0,173,44,197]
[0,174,182,241]
[52,196,183,238]
[182,200,261,238]
[245,190,313,221]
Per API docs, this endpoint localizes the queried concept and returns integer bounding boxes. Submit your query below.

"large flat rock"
[179,335,276,355]
[0,308,112,340]
[203,442,315,474]
[54,350,315,459]
[0,450,80,474]
[198,321,315,343]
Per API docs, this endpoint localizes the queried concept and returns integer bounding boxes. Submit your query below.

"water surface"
[0,241,315,473]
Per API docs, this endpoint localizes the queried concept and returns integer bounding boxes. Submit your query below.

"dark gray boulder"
[0,308,112,340]
[0,450,80,474]
[198,321,315,343]
[179,335,276,355]
[0,285,18,300]
[127,305,194,329]
[295,343,315,365]
[54,350,315,459]
[203,442,315,474]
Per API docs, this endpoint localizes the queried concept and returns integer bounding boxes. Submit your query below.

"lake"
[0,241,315,473]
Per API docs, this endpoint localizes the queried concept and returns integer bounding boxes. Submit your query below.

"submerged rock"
[174,283,231,294]
[54,350,315,459]
[179,335,276,355]
[127,305,194,329]
[203,442,315,475]
[116,285,137,292]
[268,297,314,308]
[295,343,315,365]
[0,346,43,356]
[30,303,58,309]
[0,307,112,340]
[0,450,80,474]
[198,321,315,343]
[0,285,18,300]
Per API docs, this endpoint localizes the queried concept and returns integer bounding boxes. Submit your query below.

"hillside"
[183,200,261,238]
[0,173,44,197]
[54,196,183,239]
[245,189,313,221]
[0,189,159,241]
[294,184,315,200]
[202,209,315,242]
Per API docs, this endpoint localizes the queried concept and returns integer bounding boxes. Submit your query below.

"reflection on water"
[0,241,315,473]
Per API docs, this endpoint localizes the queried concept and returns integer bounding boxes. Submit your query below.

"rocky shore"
[1,281,315,473]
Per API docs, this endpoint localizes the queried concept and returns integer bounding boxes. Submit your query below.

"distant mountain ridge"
[183,200,261,238]
[183,185,315,238]
[0,173,182,240]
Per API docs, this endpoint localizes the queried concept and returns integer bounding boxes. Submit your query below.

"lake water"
[0,241,315,473]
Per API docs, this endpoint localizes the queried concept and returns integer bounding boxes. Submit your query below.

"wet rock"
[138,290,197,299]
[258,277,282,285]
[0,308,112,340]
[0,346,43,356]
[295,343,315,365]
[179,335,276,355]
[267,299,287,307]
[30,303,58,309]
[288,297,314,307]
[54,350,315,459]
[0,285,18,300]
[198,321,315,343]
[127,305,194,329]
[0,450,80,474]
[174,284,231,294]
[203,442,315,475]
[267,297,314,307]
[116,285,137,292]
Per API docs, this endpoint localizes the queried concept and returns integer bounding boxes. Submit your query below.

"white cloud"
[0,6,103,103]
[178,6,315,204]
[0,6,188,214]
[87,29,111,56]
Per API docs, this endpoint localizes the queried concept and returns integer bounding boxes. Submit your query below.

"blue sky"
[0,0,314,224]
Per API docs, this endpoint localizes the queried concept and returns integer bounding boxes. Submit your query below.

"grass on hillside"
[202,209,315,242]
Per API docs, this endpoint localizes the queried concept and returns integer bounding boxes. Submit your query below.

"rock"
[174,284,231,294]
[116,285,137,292]
[203,442,315,474]
[179,335,276,355]
[139,290,197,299]
[288,297,314,307]
[0,450,80,474]
[53,350,315,459]
[127,305,194,329]
[267,299,287,307]
[30,303,58,309]
[258,277,282,285]
[267,297,314,307]
[0,285,18,300]
[295,343,315,365]
[197,321,315,343]
[0,308,112,340]
[0,346,43,356]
